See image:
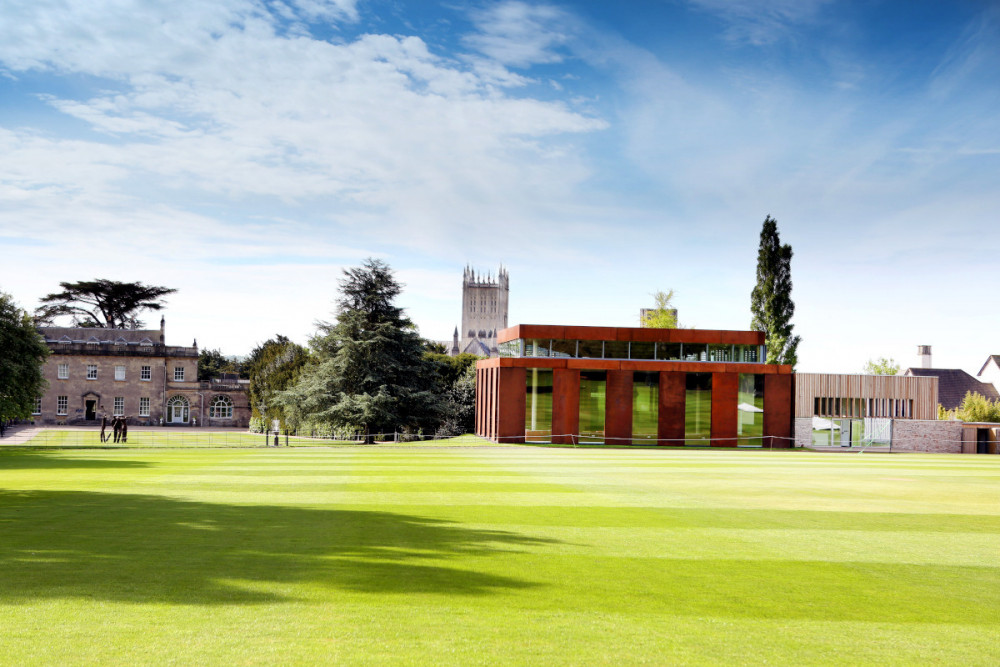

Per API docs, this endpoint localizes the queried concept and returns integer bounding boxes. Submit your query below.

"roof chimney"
[917,345,932,369]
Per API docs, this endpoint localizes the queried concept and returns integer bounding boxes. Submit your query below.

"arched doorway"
[166,395,190,424]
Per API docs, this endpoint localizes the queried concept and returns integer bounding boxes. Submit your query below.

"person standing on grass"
[112,416,122,443]
[100,413,108,443]
[120,417,128,444]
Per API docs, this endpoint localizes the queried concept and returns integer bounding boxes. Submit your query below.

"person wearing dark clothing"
[112,416,122,444]
[120,418,128,444]
[100,414,108,443]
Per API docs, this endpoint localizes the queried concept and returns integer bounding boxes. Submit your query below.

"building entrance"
[85,399,97,420]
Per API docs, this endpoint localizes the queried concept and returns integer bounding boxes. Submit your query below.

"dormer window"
[87,336,100,346]
[59,336,72,344]
[139,338,153,347]
[115,337,127,346]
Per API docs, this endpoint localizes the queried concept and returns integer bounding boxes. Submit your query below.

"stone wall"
[794,417,813,448]
[891,419,963,453]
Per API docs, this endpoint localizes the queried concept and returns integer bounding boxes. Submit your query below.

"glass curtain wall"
[685,373,712,445]
[737,373,765,447]
[525,369,553,442]
[632,372,659,444]
[578,371,607,443]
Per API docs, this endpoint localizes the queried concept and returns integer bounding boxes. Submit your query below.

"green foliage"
[197,348,247,382]
[938,404,953,421]
[34,279,176,329]
[642,290,679,329]
[246,335,308,431]
[955,391,1000,423]
[434,365,477,437]
[863,357,900,375]
[0,292,50,421]
[750,216,800,368]
[276,259,439,441]
[425,352,480,389]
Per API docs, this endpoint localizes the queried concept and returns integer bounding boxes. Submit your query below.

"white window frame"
[115,365,126,381]
[57,395,68,415]
[57,363,69,379]
[33,397,42,415]
[209,395,234,419]
[113,397,124,416]
[141,365,152,381]
[174,366,185,382]
[139,397,150,417]
[86,364,98,380]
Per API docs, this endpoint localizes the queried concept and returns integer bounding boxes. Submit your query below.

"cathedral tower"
[459,266,509,356]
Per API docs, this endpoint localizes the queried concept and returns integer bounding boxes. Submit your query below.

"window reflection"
[632,372,658,444]
[685,373,712,445]
[578,371,606,443]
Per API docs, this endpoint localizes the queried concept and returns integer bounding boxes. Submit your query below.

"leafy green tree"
[955,391,1000,423]
[35,279,176,329]
[750,216,800,368]
[247,335,308,431]
[425,352,481,389]
[197,348,247,381]
[0,292,50,423]
[862,357,900,376]
[641,290,679,329]
[276,259,439,442]
[435,365,477,437]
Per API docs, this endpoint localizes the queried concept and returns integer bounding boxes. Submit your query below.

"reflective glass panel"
[709,345,734,362]
[525,369,553,442]
[737,374,765,447]
[525,339,550,357]
[630,342,655,360]
[577,340,604,359]
[656,343,681,361]
[685,373,712,445]
[632,372,658,444]
[498,341,520,358]
[683,344,708,362]
[551,340,577,358]
[740,345,759,363]
[578,371,606,443]
[604,341,629,359]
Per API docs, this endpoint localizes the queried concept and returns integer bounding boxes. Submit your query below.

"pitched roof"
[977,355,1000,377]
[904,368,1000,410]
[38,326,161,346]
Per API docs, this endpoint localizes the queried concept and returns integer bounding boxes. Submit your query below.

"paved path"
[0,425,43,446]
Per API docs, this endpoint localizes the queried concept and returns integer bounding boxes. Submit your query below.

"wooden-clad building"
[794,373,939,421]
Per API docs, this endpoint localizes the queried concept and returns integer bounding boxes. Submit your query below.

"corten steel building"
[475,325,794,447]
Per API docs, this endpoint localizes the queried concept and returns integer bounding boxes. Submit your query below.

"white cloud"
[463,1,577,67]
[686,0,833,46]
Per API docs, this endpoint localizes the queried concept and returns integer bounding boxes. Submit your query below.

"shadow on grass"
[0,490,552,604]
[0,451,151,469]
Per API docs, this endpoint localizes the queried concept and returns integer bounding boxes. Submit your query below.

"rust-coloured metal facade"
[475,325,794,447]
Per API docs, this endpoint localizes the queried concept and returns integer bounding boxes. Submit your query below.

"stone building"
[33,317,250,427]
[453,266,508,356]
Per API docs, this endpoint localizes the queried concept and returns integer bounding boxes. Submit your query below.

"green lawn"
[1,446,998,665]
[14,429,499,448]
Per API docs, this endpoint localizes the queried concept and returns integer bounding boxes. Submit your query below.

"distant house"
[34,317,249,427]
[902,368,999,411]
[977,355,1000,393]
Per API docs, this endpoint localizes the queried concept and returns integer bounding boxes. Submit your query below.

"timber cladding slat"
[794,373,938,420]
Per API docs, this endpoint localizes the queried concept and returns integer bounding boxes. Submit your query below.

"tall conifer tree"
[750,216,800,368]
[277,259,438,441]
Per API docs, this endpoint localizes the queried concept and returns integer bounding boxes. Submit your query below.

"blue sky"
[1,0,998,373]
